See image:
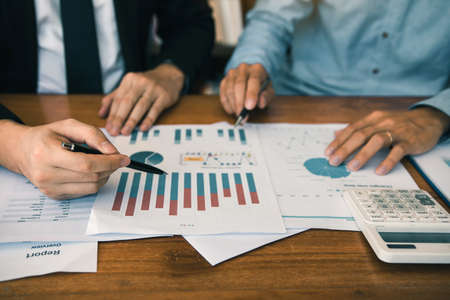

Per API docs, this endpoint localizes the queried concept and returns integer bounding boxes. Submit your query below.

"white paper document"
[184,229,307,266]
[0,241,97,282]
[410,139,450,204]
[0,167,167,242]
[252,123,418,231]
[87,124,285,235]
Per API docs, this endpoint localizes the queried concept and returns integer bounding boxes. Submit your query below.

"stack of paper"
[0,122,420,279]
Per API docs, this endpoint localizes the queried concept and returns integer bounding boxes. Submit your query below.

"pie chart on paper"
[304,157,350,179]
[130,151,164,165]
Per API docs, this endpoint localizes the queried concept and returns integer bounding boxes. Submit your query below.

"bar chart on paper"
[110,171,260,217]
[87,123,285,235]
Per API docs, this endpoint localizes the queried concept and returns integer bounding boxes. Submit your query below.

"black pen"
[234,77,271,128]
[61,142,167,175]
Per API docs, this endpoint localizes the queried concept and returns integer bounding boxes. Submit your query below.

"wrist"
[154,63,186,94]
[0,120,30,174]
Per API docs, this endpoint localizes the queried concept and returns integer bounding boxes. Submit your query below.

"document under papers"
[184,229,307,266]
[0,241,97,282]
[87,124,285,235]
[410,139,450,205]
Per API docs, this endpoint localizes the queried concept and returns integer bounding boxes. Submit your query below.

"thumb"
[50,119,119,154]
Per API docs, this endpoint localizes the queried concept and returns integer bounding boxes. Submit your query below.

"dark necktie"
[60,0,103,93]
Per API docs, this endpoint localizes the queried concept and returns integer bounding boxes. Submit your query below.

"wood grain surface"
[0,94,449,300]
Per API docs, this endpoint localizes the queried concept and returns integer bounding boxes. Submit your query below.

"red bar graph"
[141,190,151,210]
[112,172,129,211]
[211,194,219,207]
[156,195,164,208]
[141,173,154,210]
[184,173,191,208]
[184,188,191,208]
[125,197,137,216]
[112,192,124,211]
[198,195,205,211]
[234,173,246,205]
[250,192,259,204]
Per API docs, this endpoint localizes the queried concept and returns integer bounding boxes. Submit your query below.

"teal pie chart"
[304,157,350,179]
[130,151,164,165]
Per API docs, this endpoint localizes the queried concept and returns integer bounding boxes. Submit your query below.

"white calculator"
[343,189,450,264]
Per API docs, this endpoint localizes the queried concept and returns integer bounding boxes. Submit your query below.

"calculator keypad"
[348,189,450,224]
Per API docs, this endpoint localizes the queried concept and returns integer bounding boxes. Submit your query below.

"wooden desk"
[1,94,449,299]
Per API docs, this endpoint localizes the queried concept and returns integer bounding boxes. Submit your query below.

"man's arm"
[220,0,314,115]
[99,0,215,136]
[0,108,130,199]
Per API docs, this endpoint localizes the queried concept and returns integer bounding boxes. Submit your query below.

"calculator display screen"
[379,232,450,243]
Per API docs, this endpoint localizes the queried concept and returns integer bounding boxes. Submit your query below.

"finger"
[244,75,261,110]
[140,96,167,130]
[220,78,233,115]
[108,88,144,136]
[324,116,377,157]
[51,150,129,173]
[328,126,382,166]
[257,84,275,109]
[50,119,119,154]
[98,90,116,118]
[225,69,237,115]
[376,143,408,175]
[234,66,249,115]
[121,89,157,135]
[43,178,109,200]
[50,168,112,184]
[347,132,391,171]
[105,80,132,133]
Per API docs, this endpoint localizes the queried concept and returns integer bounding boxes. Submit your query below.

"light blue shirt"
[226,0,450,117]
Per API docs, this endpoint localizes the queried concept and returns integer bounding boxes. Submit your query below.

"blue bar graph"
[246,173,259,204]
[156,174,166,208]
[142,173,154,210]
[130,173,141,198]
[112,172,129,210]
[184,173,192,208]
[239,129,247,145]
[125,173,141,216]
[142,130,149,141]
[186,129,192,140]
[221,173,231,197]
[175,129,181,144]
[218,129,224,137]
[209,173,219,206]
[228,129,235,141]
[197,173,205,210]
[130,130,138,144]
[169,173,179,215]
[154,129,160,137]
[196,129,203,137]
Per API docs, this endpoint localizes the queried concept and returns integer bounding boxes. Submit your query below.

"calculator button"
[369,216,385,222]
[385,216,401,222]
[415,194,434,205]
[418,216,436,223]
[401,216,416,222]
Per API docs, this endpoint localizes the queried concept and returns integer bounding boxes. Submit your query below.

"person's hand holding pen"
[0,119,130,200]
[219,63,275,122]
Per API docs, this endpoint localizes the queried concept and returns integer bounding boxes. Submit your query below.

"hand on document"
[220,63,275,116]
[325,107,450,175]
[0,119,129,200]
[99,63,185,136]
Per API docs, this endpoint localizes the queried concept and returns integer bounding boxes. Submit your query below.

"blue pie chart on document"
[130,151,164,165]
[304,157,350,179]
